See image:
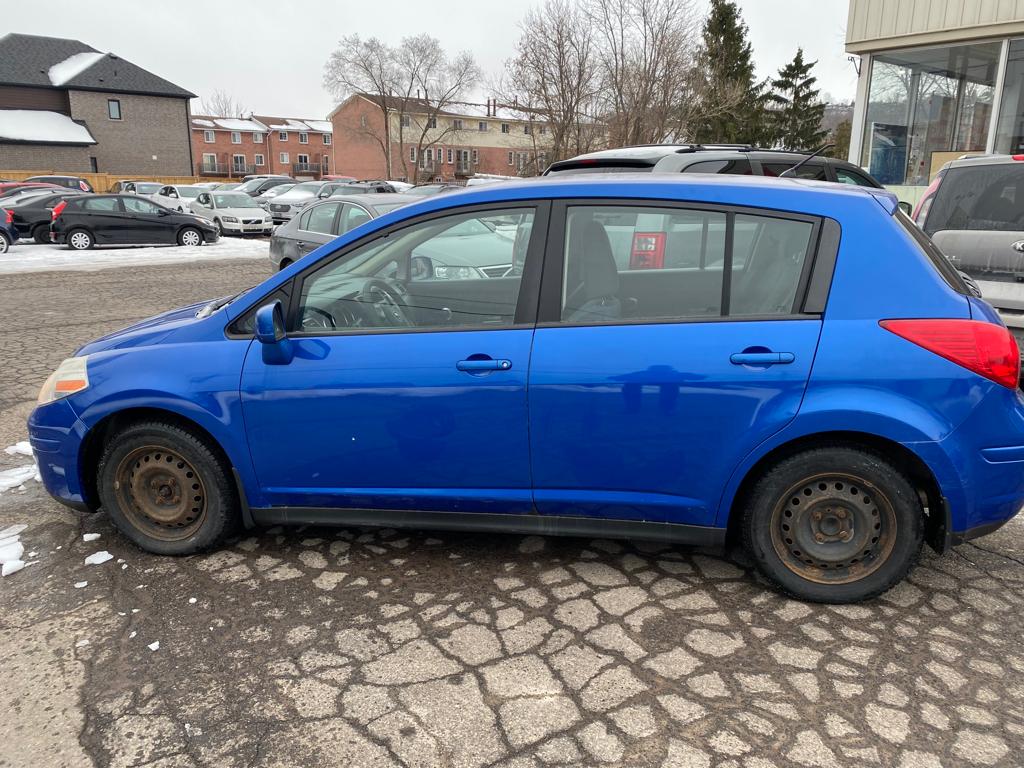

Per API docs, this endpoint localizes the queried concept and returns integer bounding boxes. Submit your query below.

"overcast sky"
[6,0,857,117]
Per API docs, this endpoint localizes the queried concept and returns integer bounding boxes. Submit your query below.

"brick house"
[0,33,195,175]
[329,94,551,182]
[190,116,334,180]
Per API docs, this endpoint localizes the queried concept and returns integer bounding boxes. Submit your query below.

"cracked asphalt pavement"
[3,254,1024,767]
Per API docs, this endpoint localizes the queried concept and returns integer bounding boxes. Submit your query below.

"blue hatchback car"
[28,175,1024,602]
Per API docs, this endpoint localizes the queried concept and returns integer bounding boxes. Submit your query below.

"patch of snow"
[74,638,89,648]
[83,533,101,542]
[2,561,25,577]
[191,118,215,127]
[304,120,332,133]
[129,631,136,639]
[148,641,160,652]
[0,465,40,493]
[213,118,267,132]
[4,441,32,457]
[0,524,27,539]
[84,551,113,566]
[74,581,88,589]
[0,109,96,144]
[0,238,269,275]
[0,541,25,563]
[48,51,105,86]
[188,597,197,604]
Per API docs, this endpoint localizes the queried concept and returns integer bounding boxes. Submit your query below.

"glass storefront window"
[861,42,1000,185]
[995,39,1024,154]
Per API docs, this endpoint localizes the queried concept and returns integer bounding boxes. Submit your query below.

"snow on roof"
[47,51,106,86]
[0,109,96,144]
[191,118,215,127]
[212,118,267,132]
[304,120,332,133]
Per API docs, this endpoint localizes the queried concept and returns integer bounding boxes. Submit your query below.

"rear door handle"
[456,358,512,372]
[730,352,795,365]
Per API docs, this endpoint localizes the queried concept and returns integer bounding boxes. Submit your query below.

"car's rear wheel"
[67,229,93,250]
[32,224,49,244]
[97,421,238,555]
[0,232,10,254]
[742,447,923,603]
[178,227,203,247]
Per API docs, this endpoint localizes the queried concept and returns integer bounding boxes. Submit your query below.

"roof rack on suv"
[673,144,755,153]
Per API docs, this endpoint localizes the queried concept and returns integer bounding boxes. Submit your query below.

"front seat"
[564,220,621,322]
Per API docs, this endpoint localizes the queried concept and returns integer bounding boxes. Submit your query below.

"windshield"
[214,193,260,209]
[136,183,161,194]
[262,184,294,198]
[177,187,201,198]
[235,180,263,193]
[286,182,323,198]
[216,183,241,191]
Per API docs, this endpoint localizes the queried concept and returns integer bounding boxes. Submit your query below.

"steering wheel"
[357,278,413,327]
[300,306,337,331]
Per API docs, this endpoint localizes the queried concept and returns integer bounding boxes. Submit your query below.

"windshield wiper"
[196,290,248,318]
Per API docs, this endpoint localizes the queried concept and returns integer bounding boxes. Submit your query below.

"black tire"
[32,224,49,244]
[0,232,9,255]
[178,227,204,247]
[96,421,239,555]
[67,228,93,250]
[214,218,225,236]
[741,446,923,603]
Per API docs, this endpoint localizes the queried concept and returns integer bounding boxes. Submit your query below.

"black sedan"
[8,190,86,242]
[50,195,218,250]
[269,193,421,270]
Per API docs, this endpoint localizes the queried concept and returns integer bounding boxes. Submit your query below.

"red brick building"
[189,115,334,179]
[328,94,550,182]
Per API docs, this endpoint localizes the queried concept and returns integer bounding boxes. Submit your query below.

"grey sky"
[5,0,856,118]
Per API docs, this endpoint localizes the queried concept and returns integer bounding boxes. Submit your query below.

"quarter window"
[558,205,815,324]
[296,208,536,333]
[300,203,340,235]
[834,167,874,186]
[337,205,371,234]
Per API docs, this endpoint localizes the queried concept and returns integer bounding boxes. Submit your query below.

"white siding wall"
[847,0,1024,52]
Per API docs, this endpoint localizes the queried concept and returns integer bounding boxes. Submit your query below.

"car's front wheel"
[742,446,923,603]
[0,232,10,254]
[178,227,203,247]
[67,228,93,250]
[96,421,239,555]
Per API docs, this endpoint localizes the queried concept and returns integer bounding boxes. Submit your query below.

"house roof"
[330,93,540,123]
[0,109,96,145]
[0,33,194,98]
[191,115,333,133]
[254,116,332,133]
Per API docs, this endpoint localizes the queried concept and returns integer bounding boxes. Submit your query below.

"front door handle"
[730,352,795,365]
[456,358,512,372]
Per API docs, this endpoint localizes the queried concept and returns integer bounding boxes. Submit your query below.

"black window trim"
[297,200,343,237]
[226,200,552,339]
[537,197,827,329]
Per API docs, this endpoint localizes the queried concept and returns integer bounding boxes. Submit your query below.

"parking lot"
[2,253,1024,768]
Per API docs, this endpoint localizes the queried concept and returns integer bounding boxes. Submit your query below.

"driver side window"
[295,207,536,334]
[123,197,161,214]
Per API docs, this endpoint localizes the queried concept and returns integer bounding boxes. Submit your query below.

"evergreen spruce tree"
[768,49,827,151]
[692,0,766,145]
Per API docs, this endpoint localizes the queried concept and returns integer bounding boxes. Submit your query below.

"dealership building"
[847,0,1024,200]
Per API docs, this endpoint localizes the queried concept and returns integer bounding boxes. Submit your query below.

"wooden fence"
[1,170,215,191]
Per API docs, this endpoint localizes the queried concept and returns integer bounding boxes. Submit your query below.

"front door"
[527,202,824,527]
[122,196,173,243]
[240,203,546,514]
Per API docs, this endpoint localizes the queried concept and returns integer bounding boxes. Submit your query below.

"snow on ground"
[4,441,32,457]
[84,551,113,566]
[0,524,27,577]
[0,465,39,493]
[0,237,269,275]
[47,51,105,85]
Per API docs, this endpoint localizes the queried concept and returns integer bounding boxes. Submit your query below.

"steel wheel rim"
[113,446,207,541]
[769,472,897,585]
[182,230,201,246]
[70,232,90,249]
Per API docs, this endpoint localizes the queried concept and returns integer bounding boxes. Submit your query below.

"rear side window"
[82,197,120,212]
[683,159,752,175]
[559,205,816,323]
[761,162,827,180]
[835,167,876,187]
[896,211,968,295]
[924,164,1024,233]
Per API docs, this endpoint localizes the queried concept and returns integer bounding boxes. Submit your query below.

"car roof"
[942,153,1024,170]
[326,193,424,209]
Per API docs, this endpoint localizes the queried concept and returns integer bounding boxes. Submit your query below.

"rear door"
[527,201,828,526]
[294,202,341,256]
[79,196,128,243]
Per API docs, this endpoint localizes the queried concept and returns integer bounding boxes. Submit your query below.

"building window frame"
[427,116,437,129]
[202,152,216,171]
[232,153,247,172]
[203,130,215,143]
[478,121,488,132]
[107,99,121,120]
[453,119,464,130]
[447,148,454,164]
[230,131,242,144]
[410,146,417,162]
[299,132,309,144]
[253,132,264,143]
[279,131,288,141]
[323,133,332,145]
[501,123,510,134]
[279,152,289,164]
[254,153,265,167]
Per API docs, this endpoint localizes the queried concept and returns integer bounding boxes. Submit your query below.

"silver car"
[266,181,353,224]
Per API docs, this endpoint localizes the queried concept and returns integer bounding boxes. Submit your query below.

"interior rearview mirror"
[255,301,293,365]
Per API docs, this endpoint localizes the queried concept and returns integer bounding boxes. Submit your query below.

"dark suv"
[544,144,883,187]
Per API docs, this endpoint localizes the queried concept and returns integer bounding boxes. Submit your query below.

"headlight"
[433,264,481,280]
[223,216,239,223]
[38,356,89,404]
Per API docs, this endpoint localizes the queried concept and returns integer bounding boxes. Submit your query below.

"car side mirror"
[898,201,912,215]
[255,301,293,365]
[410,255,434,281]
[158,208,169,216]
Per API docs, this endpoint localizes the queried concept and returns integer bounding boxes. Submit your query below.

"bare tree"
[585,0,704,145]
[197,89,248,118]
[324,35,479,181]
[501,0,604,163]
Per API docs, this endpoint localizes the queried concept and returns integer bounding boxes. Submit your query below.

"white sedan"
[190,191,274,236]
[154,184,204,212]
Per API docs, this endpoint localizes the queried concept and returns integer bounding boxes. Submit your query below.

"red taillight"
[912,173,944,224]
[1013,154,1024,161]
[629,232,666,269]
[51,200,67,221]
[881,319,1020,389]
[3,208,11,224]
